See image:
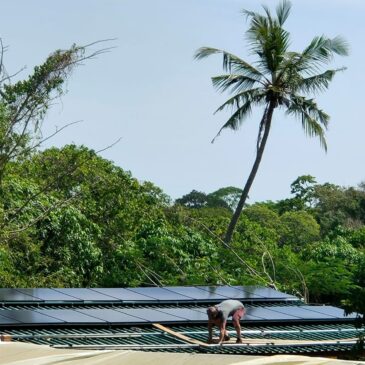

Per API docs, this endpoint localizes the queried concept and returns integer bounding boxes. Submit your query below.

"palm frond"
[194,47,265,80]
[298,68,345,94]
[276,0,291,26]
[244,5,290,74]
[286,95,329,150]
[212,101,253,143]
[211,74,261,93]
[300,36,349,70]
[213,88,265,114]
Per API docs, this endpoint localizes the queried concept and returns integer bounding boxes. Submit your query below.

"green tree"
[207,186,242,211]
[280,210,320,250]
[0,42,109,184]
[312,183,365,234]
[176,190,209,208]
[195,1,348,243]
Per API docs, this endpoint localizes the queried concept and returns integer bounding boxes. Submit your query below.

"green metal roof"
[3,323,363,355]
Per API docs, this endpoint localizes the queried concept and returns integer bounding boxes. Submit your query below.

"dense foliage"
[1,142,364,316]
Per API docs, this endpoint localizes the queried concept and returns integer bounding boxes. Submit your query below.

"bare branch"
[95,137,122,154]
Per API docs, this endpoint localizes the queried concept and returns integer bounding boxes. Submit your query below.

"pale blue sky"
[1,0,364,202]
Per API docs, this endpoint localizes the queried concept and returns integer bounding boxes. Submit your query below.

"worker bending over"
[207,299,245,344]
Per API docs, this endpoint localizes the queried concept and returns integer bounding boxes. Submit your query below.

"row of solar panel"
[0,306,356,327]
[0,286,298,304]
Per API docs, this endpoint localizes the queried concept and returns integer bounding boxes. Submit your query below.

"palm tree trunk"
[224,101,275,244]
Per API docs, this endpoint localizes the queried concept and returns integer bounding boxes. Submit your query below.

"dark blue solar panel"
[269,306,340,320]
[115,308,190,323]
[300,306,358,319]
[156,308,207,322]
[0,313,22,325]
[90,288,155,302]
[247,307,301,320]
[34,309,106,324]
[54,288,119,302]
[197,286,263,300]
[0,289,42,303]
[163,286,228,301]
[15,289,81,302]
[236,286,298,301]
[0,309,65,325]
[74,309,148,324]
[127,287,194,301]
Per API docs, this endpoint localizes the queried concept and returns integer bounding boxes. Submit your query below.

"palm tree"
[195,0,348,244]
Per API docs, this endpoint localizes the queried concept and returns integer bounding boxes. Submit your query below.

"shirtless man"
[206,299,245,344]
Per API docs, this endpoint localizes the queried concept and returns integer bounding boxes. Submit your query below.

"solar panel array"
[0,286,359,329]
[0,305,357,327]
[0,286,298,304]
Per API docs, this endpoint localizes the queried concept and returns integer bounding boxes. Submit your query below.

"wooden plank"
[152,323,209,347]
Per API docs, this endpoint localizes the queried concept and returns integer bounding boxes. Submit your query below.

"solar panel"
[196,286,263,300]
[34,309,107,324]
[269,306,341,320]
[127,287,195,301]
[237,286,298,301]
[247,307,301,320]
[239,285,298,301]
[155,308,207,322]
[163,286,228,301]
[53,288,120,302]
[0,309,65,325]
[0,289,42,303]
[15,289,81,303]
[300,306,358,320]
[90,288,156,302]
[74,309,148,324]
[0,313,22,325]
[115,308,189,323]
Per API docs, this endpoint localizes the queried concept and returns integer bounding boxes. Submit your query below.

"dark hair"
[207,306,219,320]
